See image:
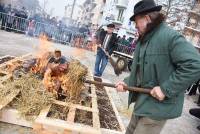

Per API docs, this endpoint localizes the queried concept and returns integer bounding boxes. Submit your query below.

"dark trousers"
[187,79,200,95]
[94,48,108,77]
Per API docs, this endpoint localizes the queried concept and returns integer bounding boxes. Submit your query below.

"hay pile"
[0,79,20,102]
[61,60,88,101]
[0,55,88,121]
[0,74,55,121]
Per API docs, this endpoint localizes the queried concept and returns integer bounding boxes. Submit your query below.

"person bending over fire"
[43,50,69,94]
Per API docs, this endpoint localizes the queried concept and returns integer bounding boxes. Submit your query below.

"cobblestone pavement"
[0,30,199,134]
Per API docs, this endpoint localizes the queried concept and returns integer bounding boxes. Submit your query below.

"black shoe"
[197,125,200,131]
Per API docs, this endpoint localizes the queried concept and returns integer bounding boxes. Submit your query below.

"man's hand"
[115,81,127,92]
[104,50,110,57]
[150,86,165,101]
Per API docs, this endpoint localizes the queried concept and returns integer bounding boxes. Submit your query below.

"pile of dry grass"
[61,60,88,101]
[0,74,55,121]
[0,78,20,102]
[0,57,88,121]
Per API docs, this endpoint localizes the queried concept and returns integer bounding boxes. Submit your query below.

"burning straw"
[0,51,88,120]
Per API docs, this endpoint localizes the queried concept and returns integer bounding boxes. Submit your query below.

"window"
[117,9,124,21]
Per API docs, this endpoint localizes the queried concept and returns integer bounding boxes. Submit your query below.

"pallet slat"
[0,108,32,128]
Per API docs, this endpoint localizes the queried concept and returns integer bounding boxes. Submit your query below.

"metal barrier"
[0,12,85,44]
[33,21,75,44]
[115,43,135,55]
[0,12,29,33]
[0,12,135,54]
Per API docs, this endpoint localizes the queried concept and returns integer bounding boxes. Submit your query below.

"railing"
[0,12,85,44]
[115,43,135,55]
[0,12,29,33]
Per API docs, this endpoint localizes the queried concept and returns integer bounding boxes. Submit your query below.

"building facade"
[184,0,200,47]
[79,0,105,27]
[99,0,139,38]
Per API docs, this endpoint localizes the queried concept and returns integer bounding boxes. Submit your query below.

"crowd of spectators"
[117,34,138,48]
[0,3,89,44]
[0,4,28,32]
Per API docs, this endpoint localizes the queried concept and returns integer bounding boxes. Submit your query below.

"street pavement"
[0,30,199,134]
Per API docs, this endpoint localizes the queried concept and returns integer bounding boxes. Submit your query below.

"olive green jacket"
[124,23,200,120]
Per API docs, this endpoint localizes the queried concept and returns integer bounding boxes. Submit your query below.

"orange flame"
[32,34,53,74]
[35,34,53,58]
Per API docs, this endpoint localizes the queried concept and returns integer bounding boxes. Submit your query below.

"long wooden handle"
[84,79,151,94]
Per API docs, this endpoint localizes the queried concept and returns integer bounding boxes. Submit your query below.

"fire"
[31,34,53,74]
[42,63,69,94]
[35,34,53,58]
[31,52,53,74]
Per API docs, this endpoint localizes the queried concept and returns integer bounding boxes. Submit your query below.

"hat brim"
[130,5,162,21]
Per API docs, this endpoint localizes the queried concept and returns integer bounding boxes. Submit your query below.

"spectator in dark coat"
[94,23,118,77]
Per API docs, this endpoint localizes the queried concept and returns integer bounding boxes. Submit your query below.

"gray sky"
[38,0,85,18]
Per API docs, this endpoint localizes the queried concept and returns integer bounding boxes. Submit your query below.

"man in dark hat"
[115,0,200,134]
[94,23,118,77]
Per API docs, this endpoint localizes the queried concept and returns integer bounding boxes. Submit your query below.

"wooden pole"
[84,79,151,94]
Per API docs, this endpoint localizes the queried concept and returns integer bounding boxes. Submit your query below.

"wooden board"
[0,108,32,127]
[0,53,32,69]
[0,55,15,59]
[33,72,101,134]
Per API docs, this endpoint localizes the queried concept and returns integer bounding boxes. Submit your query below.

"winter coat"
[124,22,200,120]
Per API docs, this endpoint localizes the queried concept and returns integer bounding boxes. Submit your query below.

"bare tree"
[155,0,194,31]
[42,0,49,15]
[16,0,40,15]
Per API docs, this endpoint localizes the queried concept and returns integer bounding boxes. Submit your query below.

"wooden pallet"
[0,54,125,134]
[33,73,101,134]
[0,55,31,127]
[0,54,33,110]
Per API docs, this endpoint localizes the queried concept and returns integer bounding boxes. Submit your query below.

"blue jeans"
[94,48,108,77]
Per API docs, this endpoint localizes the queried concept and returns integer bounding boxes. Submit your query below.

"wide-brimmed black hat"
[107,23,115,28]
[130,0,162,21]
